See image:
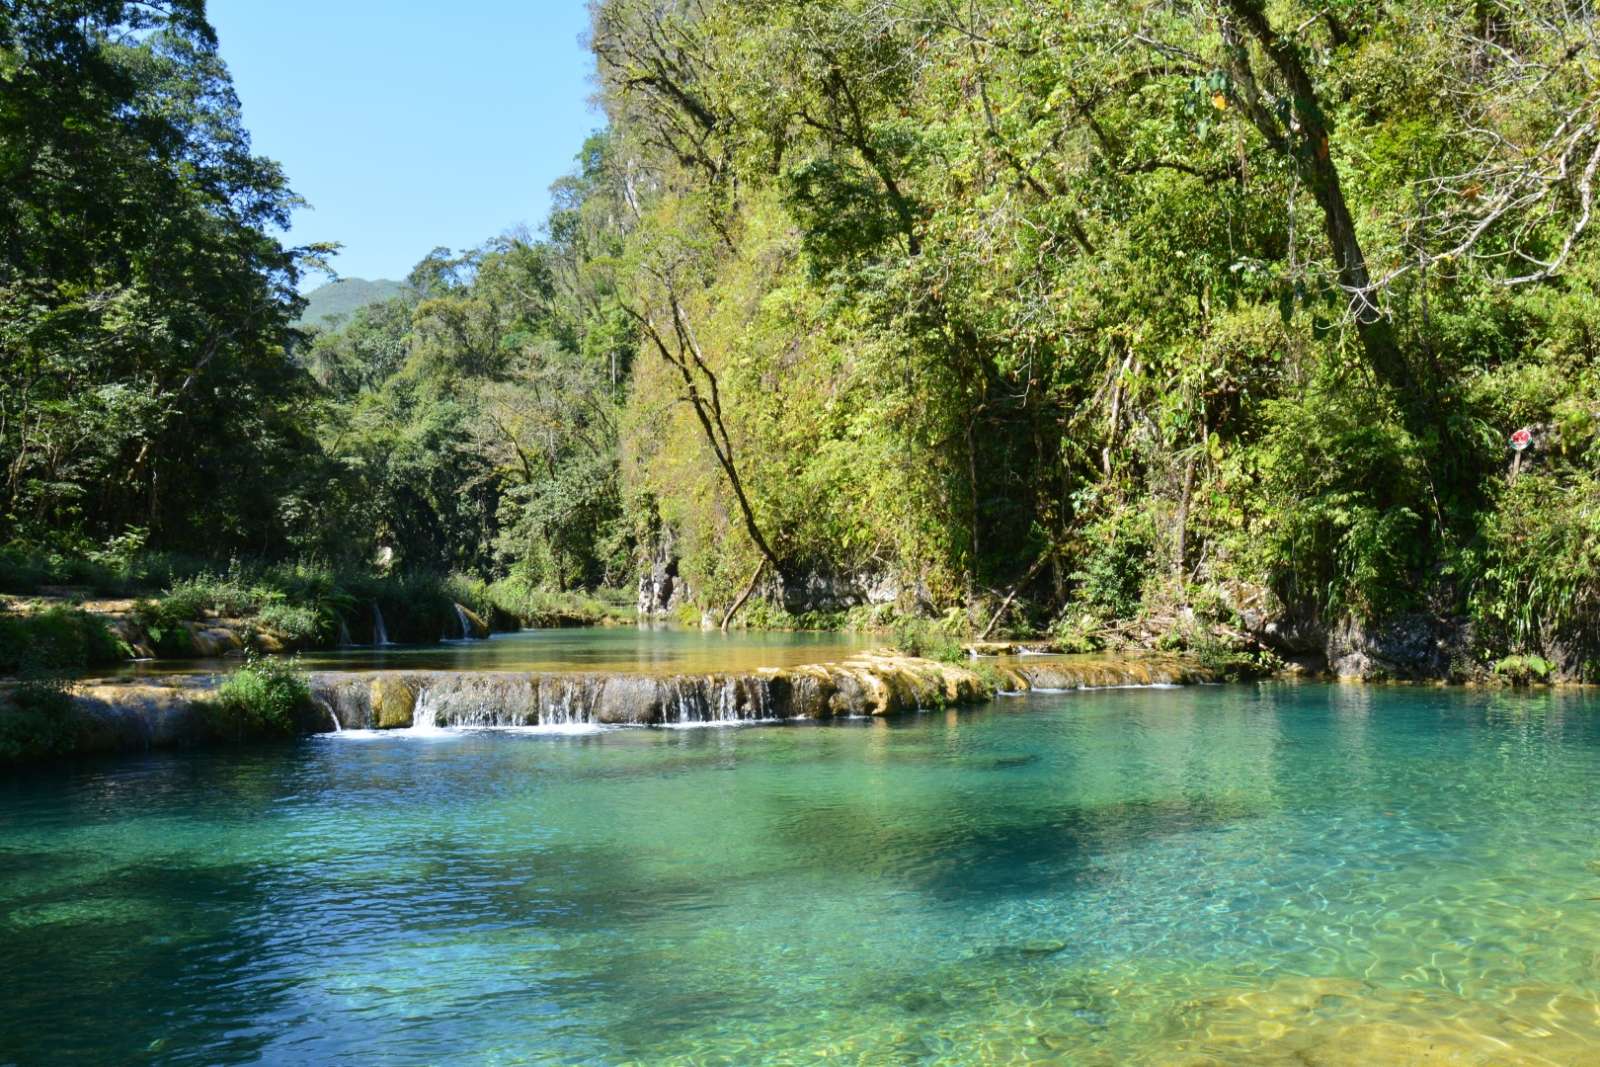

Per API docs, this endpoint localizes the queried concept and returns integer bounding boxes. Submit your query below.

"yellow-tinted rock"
[370,676,417,729]
[454,604,491,639]
[184,625,243,658]
[253,631,289,653]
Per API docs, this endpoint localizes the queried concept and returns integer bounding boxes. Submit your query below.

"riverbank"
[0,560,637,667]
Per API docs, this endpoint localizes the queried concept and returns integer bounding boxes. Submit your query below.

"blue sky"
[209,1,601,285]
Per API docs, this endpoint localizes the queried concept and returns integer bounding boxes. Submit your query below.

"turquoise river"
[3,680,1599,1063]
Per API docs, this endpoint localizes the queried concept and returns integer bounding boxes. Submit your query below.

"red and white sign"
[1510,427,1533,452]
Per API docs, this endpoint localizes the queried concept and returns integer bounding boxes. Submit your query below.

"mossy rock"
[370,676,417,729]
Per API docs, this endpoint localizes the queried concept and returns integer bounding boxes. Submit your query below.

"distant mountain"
[296,278,407,331]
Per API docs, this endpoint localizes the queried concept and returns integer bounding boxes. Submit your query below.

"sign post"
[1509,427,1532,482]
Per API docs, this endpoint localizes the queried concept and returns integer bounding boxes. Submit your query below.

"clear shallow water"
[113,626,878,678]
[4,684,1600,1065]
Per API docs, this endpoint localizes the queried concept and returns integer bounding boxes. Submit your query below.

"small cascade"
[540,679,595,726]
[749,679,772,720]
[372,602,392,646]
[303,652,1188,735]
[454,603,473,641]
[655,675,778,724]
[336,617,354,648]
[312,697,342,733]
[407,690,445,734]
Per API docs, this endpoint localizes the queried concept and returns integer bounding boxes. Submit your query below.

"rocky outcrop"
[61,679,216,753]
[310,653,992,729]
[7,651,1220,766]
[635,524,929,619]
[185,623,246,658]
[637,527,688,618]
[1322,615,1474,681]
[1253,611,1480,682]
[766,568,914,615]
[367,675,418,728]
[989,655,1217,691]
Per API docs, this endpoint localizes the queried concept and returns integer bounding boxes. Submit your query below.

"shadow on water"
[761,788,1265,902]
[0,858,284,1065]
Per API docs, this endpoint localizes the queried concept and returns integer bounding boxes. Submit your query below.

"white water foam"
[404,692,448,736]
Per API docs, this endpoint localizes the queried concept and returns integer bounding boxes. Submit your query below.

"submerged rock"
[1017,939,1067,956]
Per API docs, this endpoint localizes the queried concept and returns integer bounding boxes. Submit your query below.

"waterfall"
[655,675,776,725]
[372,602,392,646]
[314,697,342,733]
[336,617,353,648]
[454,603,473,641]
[541,680,592,726]
[407,690,445,734]
[304,653,1129,733]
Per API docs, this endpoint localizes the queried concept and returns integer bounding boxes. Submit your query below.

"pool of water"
[113,625,878,678]
[4,684,1599,1064]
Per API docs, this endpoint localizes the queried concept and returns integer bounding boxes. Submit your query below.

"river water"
[114,625,879,678]
[3,682,1598,1063]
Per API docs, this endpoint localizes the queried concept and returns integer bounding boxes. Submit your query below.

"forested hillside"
[4,0,1599,678]
[296,278,406,331]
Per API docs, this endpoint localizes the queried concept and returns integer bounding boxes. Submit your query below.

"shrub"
[0,548,51,593]
[1070,510,1155,622]
[892,618,966,663]
[1491,654,1555,686]
[1471,471,1600,678]
[0,608,123,675]
[485,574,634,628]
[210,653,314,740]
[157,576,218,622]
[843,603,897,631]
[1246,382,1427,620]
[1189,632,1281,681]
[255,603,324,642]
[0,679,78,763]
[1049,612,1103,653]
[968,661,1007,695]
[130,599,196,657]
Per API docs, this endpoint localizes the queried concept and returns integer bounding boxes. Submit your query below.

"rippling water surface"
[3,683,1599,1064]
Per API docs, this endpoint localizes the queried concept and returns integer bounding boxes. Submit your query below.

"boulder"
[370,676,417,729]
[454,604,491,639]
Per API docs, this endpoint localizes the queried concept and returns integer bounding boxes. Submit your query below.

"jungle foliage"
[4,1,1600,676]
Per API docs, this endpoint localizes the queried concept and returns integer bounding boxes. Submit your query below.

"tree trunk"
[624,297,789,586]
[1222,0,1415,404]
[1174,453,1197,578]
[721,558,766,631]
